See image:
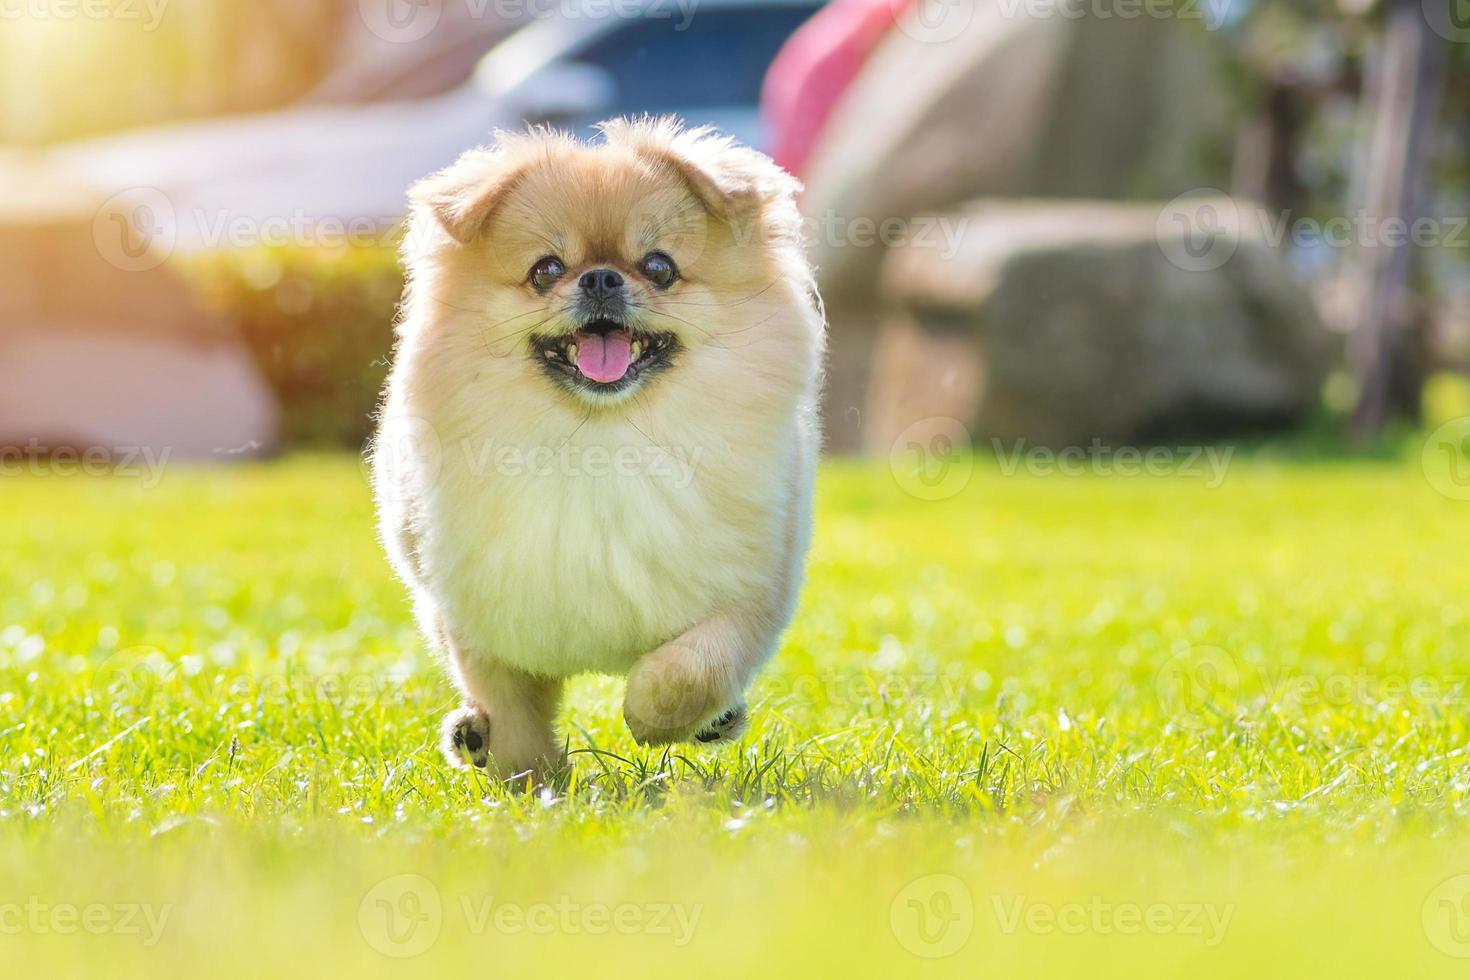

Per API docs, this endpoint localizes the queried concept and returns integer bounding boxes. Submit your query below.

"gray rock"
[801,4,1235,450]
[868,199,1329,451]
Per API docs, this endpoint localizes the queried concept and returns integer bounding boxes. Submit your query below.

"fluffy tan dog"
[372,118,824,781]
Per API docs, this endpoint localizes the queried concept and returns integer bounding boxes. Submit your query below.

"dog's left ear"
[409,148,522,245]
[605,118,801,224]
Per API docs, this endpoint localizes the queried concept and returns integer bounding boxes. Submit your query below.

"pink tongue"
[575,330,633,383]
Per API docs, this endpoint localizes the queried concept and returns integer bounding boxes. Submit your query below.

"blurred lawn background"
[6,443,1470,974]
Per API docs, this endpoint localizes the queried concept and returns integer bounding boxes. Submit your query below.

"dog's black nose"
[579,268,624,296]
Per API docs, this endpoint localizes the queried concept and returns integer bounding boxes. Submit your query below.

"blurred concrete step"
[0,326,278,463]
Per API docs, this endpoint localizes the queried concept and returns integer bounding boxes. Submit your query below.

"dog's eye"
[528,256,566,291]
[638,252,678,289]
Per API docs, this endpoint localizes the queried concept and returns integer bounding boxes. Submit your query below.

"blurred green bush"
[183,245,403,449]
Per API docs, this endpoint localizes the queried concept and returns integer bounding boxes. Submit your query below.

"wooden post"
[1348,0,1448,437]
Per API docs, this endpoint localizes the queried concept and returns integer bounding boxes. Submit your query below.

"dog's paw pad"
[441,706,491,769]
[695,703,748,744]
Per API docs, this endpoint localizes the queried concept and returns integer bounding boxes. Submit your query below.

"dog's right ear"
[409,149,521,245]
[600,117,801,224]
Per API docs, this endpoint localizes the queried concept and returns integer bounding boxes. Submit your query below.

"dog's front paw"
[695,703,748,744]
[623,644,727,746]
[441,705,491,769]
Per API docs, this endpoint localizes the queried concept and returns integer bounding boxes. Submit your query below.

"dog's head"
[402,118,817,409]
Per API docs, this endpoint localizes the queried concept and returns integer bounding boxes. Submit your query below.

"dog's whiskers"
[640,307,777,351]
[659,280,779,310]
[552,406,595,455]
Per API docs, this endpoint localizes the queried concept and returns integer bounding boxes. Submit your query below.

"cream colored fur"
[372,118,824,781]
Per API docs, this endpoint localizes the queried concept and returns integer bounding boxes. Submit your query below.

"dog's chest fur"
[418,418,787,677]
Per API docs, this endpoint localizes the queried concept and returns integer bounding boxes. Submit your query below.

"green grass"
[4,446,1470,977]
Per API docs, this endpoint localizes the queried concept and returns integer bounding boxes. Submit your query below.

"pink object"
[576,330,634,383]
[761,0,914,178]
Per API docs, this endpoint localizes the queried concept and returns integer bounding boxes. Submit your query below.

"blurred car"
[476,0,822,149]
[302,1,522,106]
[52,0,822,252]
[3,1,822,460]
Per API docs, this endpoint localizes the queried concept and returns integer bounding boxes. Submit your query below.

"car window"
[576,5,817,114]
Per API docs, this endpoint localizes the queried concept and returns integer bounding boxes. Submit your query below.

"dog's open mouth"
[531,320,678,394]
